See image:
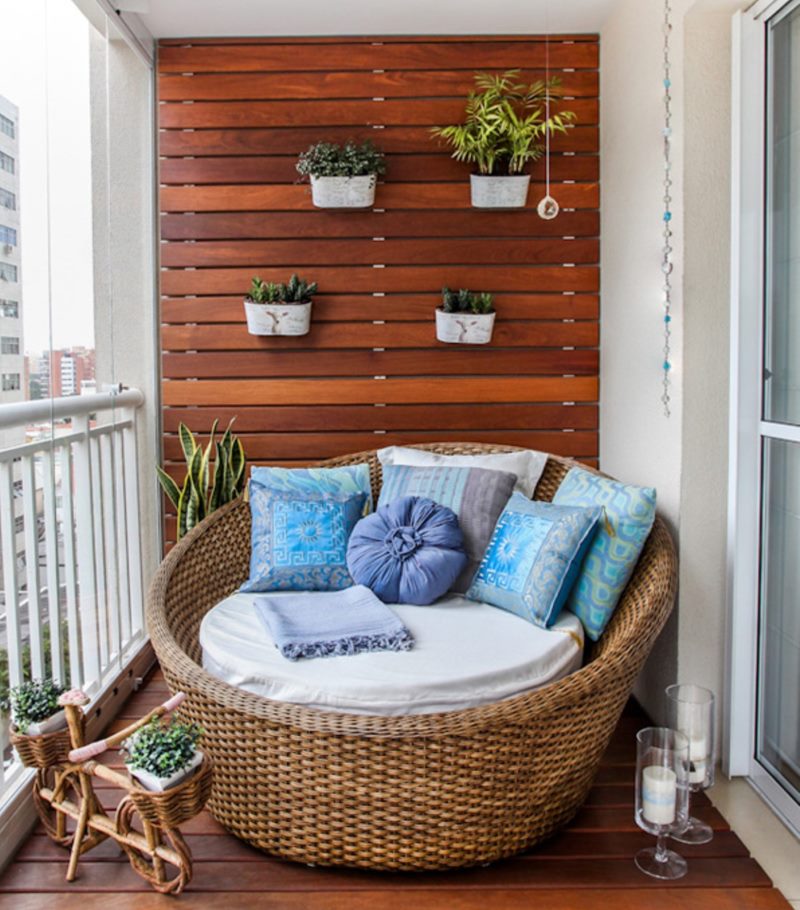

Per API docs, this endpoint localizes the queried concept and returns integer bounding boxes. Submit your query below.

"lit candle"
[642,765,677,826]
[677,702,709,785]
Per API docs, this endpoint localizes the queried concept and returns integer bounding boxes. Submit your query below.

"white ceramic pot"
[435,308,496,345]
[128,749,204,793]
[470,174,531,209]
[244,299,312,336]
[20,709,67,736]
[310,174,377,209]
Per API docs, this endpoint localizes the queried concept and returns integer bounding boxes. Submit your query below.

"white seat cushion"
[200,592,584,716]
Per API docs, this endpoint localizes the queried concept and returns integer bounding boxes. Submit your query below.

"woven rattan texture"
[11,724,77,771]
[124,756,214,828]
[147,444,677,870]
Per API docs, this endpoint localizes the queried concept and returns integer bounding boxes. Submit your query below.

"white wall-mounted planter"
[470,174,531,209]
[127,749,204,793]
[310,175,377,209]
[16,709,67,736]
[244,300,312,336]
[435,308,496,345]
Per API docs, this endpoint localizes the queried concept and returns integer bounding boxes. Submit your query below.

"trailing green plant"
[156,419,246,539]
[441,287,495,315]
[296,140,386,179]
[431,70,576,176]
[246,276,282,304]
[9,678,65,732]
[123,716,203,779]
[245,273,317,306]
[0,621,71,717]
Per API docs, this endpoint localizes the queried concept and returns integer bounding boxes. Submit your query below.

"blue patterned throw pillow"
[377,464,515,592]
[553,467,657,641]
[241,481,367,593]
[467,494,601,628]
[250,464,373,514]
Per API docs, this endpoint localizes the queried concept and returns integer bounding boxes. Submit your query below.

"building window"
[0,114,14,139]
[0,299,18,318]
[0,263,17,282]
[2,372,20,391]
[0,226,17,247]
[1,336,19,354]
[0,152,14,175]
[0,189,14,211]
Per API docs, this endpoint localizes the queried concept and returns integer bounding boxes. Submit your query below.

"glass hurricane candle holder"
[666,683,715,845]
[634,726,690,880]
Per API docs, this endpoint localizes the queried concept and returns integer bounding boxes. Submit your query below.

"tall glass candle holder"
[634,726,690,880]
[666,683,715,845]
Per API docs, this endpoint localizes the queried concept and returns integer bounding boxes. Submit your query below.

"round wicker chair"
[147,444,677,871]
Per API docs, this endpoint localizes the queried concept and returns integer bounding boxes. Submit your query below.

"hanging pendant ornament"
[537,10,559,221]
[661,0,674,417]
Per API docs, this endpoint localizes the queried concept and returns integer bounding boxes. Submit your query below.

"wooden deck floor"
[0,665,791,910]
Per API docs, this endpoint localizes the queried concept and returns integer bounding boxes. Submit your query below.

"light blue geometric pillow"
[466,493,601,629]
[241,482,367,593]
[250,463,373,514]
[553,467,657,641]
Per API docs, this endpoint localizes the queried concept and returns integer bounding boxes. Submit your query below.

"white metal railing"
[0,388,145,803]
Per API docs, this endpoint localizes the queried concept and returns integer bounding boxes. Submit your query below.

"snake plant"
[431,70,576,176]
[156,419,246,539]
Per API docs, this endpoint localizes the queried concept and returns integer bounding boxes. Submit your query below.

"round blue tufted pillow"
[346,496,468,605]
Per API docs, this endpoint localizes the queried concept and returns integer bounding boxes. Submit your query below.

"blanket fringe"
[281,630,414,661]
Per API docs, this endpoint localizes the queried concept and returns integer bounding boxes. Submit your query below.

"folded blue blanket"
[254,585,414,661]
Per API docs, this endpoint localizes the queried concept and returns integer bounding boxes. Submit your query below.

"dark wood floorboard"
[0,665,791,909]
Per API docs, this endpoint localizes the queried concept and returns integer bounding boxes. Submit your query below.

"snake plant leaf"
[155,465,181,510]
[187,445,206,527]
[176,475,191,538]
[200,418,219,508]
[209,441,227,512]
[178,423,197,465]
[229,436,246,493]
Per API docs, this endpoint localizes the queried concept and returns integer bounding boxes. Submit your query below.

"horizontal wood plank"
[158,69,599,102]
[160,237,599,268]
[162,376,598,406]
[160,321,599,351]
[160,266,599,296]
[159,153,600,186]
[159,210,601,241]
[160,181,598,213]
[161,404,598,431]
[158,98,597,129]
[160,294,599,323]
[158,125,599,156]
[158,41,599,73]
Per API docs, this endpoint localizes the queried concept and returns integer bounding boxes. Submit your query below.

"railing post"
[41,448,63,683]
[122,406,144,640]
[0,461,22,687]
[72,414,101,691]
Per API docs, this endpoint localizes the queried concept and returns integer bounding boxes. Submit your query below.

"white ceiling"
[131,0,619,39]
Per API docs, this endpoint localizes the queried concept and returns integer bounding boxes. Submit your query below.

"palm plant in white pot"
[432,70,576,209]
[296,140,386,209]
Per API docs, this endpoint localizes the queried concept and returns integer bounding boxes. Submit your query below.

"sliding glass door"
[757,2,800,814]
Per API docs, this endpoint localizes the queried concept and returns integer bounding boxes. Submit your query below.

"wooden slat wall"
[158,35,600,542]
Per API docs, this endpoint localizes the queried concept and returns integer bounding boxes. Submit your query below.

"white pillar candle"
[642,765,677,826]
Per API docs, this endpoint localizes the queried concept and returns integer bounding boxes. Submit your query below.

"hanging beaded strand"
[661,0,674,417]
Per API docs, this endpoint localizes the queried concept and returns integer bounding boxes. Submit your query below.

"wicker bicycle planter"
[11,723,75,769]
[124,755,214,829]
[147,444,677,872]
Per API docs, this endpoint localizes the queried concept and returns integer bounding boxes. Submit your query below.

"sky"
[0,0,96,356]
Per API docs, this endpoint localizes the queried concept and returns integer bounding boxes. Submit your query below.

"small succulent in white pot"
[296,140,386,209]
[123,716,204,792]
[436,287,496,345]
[243,274,317,337]
[9,678,67,735]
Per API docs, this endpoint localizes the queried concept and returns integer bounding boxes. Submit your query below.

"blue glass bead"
[664,315,671,323]
[664,79,672,88]
[663,212,672,222]
[663,361,671,371]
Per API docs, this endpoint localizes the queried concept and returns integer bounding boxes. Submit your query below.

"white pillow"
[377,446,547,498]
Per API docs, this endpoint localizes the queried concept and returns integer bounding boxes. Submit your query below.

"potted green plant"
[432,70,576,209]
[244,274,317,336]
[296,140,386,209]
[436,287,496,344]
[9,678,67,735]
[122,716,204,792]
[156,418,246,539]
